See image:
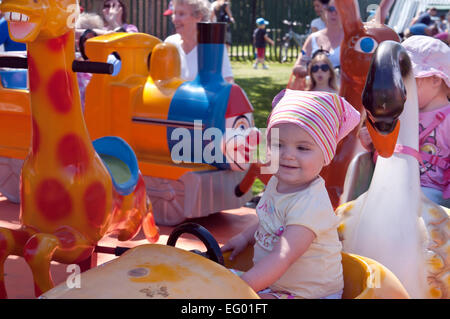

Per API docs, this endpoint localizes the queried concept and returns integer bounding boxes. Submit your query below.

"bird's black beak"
[362,41,412,158]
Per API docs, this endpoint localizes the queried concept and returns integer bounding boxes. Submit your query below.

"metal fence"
[80,0,382,62]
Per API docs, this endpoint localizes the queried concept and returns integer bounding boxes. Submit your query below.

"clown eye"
[355,37,378,54]
[232,116,251,131]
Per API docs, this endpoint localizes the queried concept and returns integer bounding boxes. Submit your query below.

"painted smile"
[3,11,37,40]
[4,11,30,22]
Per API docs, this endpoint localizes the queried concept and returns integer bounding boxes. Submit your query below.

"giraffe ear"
[335,0,364,35]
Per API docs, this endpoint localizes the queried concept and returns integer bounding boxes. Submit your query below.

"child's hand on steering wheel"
[221,233,249,261]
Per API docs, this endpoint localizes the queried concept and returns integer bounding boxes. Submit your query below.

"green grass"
[231,61,295,195]
[231,61,295,128]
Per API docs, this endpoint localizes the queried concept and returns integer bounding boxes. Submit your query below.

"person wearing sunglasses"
[292,0,343,80]
[306,51,338,94]
[102,0,138,33]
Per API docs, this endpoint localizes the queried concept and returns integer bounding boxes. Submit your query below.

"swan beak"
[366,119,400,158]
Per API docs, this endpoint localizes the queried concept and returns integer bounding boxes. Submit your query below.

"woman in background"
[164,0,234,83]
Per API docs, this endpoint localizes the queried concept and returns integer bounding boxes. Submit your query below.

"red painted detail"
[11,230,30,247]
[57,134,89,174]
[74,247,95,264]
[32,117,40,155]
[133,174,146,204]
[47,70,74,113]
[23,236,39,263]
[35,179,72,221]
[142,212,159,243]
[84,182,107,228]
[0,281,7,299]
[46,32,70,52]
[54,229,76,250]
[113,188,124,210]
[27,54,40,91]
[34,284,43,298]
[225,84,254,118]
[0,232,8,256]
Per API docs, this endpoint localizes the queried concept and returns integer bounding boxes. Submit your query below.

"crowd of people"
[404,6,449,44]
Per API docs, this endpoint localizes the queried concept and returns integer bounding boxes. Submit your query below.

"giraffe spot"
[11,230,30,247]
[35,179,72,221]
[32,117,40,154]
[28,54,40,91]
[57,134,89,174]
[23,236,39,263]
[84,182,107,228]
[47,70,74,113]
[47,32,70,52]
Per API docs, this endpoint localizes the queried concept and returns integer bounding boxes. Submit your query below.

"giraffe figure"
[0,0,159,298]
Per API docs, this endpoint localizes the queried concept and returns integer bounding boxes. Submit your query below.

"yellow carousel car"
[40,223,410,299]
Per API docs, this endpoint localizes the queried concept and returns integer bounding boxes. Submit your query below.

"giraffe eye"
[355,37,378,54]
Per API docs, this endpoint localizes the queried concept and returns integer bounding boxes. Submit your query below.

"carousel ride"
[0,0,446,299]
[337,40,450,299]
[0,3,259,227]
[0,0,161,298]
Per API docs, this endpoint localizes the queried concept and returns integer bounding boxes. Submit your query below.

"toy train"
[0,23,258,225]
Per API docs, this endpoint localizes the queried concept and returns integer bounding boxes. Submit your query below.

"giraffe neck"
[27,30,94,161]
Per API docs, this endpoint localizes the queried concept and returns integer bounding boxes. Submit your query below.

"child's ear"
[431,76,444,88]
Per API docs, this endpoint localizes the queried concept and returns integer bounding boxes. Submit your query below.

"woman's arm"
[292,35,312,78]
[240,225,315,293]
[225,4,235,23]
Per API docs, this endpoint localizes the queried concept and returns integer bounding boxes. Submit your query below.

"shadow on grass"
[235,76,286,129]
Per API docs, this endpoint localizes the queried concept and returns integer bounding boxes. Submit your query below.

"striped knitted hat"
[267,89,360,165]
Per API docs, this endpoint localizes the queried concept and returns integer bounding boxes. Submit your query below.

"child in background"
[306,51,339,93]
[222,90,360,299]
[359,35,450,208]
[102,0,138,33]
[253,18,274,70]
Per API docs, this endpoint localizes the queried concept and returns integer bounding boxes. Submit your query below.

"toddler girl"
[222,89,360,298]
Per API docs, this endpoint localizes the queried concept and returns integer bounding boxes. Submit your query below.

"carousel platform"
[0,194,257,299]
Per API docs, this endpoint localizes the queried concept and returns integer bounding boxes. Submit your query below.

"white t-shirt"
[310,17,326,31]
[253,175,344,299]
[164,33,233,81]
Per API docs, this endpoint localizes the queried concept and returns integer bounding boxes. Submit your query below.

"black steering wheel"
[167,222,224,265]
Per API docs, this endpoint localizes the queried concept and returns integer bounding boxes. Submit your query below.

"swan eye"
[355,37,378,54]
